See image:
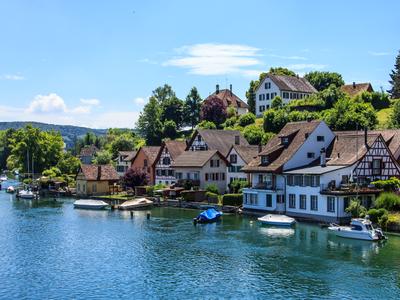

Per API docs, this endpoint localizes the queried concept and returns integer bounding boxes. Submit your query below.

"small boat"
[258,214,296,226]
[73,199,109,210]
[194,208,223,224]
[0,174,7,181]
[6,186,15,193]
[118,198,153,210]
[17,190,36,199]
[328,218,386,241]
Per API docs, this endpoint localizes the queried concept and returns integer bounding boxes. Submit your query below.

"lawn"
[376,107,392,129]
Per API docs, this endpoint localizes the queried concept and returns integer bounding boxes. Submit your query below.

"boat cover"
[197,208,222,223]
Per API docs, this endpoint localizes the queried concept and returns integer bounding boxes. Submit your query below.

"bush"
[375,192,400,211]
[206,191,219,203]
[181,190,206,202]
[367,208,388,224]
[271,96,283,109]
[243,124,264,145]
[372,177,400,192]
[223,116,238,128]
[238,113,256,127]
[222,194,243,206]
[229,179,250,193]
[205,183,219,194]
[197,120,217,130]
[345,199,367,218]
[145,186,154,196]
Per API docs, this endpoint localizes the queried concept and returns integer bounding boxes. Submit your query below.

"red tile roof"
[228,145,260,164]
[80,164,119,181]
[204,89,249,109]
[164,140,187,160]
[340,83,373,97]
[171,150,228,168]
[80,145,98,157]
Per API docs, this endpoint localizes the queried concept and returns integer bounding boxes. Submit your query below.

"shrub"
[206,192,219,203]
[197,120,217,130]
[345,199,367,218]
[229,179,250,193]
[375,192,400,211]
[271,96,283,109]
[243,124,264,145]
[222,194,243,206]
[238,113,256,127]
[371,177,400,192]
[145,186,154,196]
[367,208,388,224]
[122,167,148,189]
[223,116,238,128]
[205,183,219,194]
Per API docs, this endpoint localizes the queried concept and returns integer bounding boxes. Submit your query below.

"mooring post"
[147,212,150,220]
[130,211,133,218]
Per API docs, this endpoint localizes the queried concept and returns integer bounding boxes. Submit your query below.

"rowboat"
[258,214,296,226]
[73,199,109,210]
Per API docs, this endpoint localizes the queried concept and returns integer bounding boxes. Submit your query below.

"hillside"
[0,121,108,149]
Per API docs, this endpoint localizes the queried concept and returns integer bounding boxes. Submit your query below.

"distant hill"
[0,121,108,149]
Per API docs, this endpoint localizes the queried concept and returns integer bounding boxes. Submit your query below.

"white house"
[255,74,317,117]
[115,151,137,177]
[154,140,186,186]
[226,144,259,190]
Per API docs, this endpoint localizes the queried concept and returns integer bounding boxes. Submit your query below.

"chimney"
[353,82,356,89]
[230,84,233,96]
[235,135,240,145]
[320,148,326,167]
[216,84,220,94]
[97,165,101,180]
[364,127,369,149]
[258,144,262,153]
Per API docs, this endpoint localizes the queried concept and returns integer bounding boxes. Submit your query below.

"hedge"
[222,193,243,206]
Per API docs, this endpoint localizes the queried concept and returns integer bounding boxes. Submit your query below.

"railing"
[247,183,284,191]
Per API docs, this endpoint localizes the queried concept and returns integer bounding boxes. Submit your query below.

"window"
[210,159,219,167]
[281,137,289,145]
[230,154,237,164]
[221,173,225,180]
[259,105,265,112]
[287,175,294,186]
[265,82,271,89]
[311,195,318,211]
[93,183,97,193]
[294,175,303,186]
[262,94,265,100]
[317,136,325,142]
[77,183,80,192]
[259,94,262,101]
[197,135,202,142]
[311,175,320,187]
[247,194,258,206]
[205,173,209,181]
[83,184,86,192]
[162,157,171,165]
[144,159,148,167]
[289,194,296,208]
[283,92,289,99]
[261,155,269,165]
[176,172,182,180]
[307,152,315,159]
[187,173,191,180]
[372,159,382,175]
[327,197,335,212]
[300,195,306,210]
[343,197,350,211]
[277,194,285,204]
[266,194,272,207]
[304,175,312,186]
[193,172,199,180]
[266,93,270,100]
[168,170,174,176]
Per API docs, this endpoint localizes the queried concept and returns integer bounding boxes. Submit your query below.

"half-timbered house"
[154,140,186,186]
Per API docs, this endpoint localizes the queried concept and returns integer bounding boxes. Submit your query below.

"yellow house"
[76,164,119,196]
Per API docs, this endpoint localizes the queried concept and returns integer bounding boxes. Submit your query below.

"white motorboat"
[6,186,15,193]
[0,174,7,181]
[73,199,109,210]
[328,218,386,241]
[118,198,153,210]
[17,190,35,199]
[258,214,296,226]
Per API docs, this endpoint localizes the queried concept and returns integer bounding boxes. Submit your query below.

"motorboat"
[194,208,223,224]
[17,190,35,199]
[328,218,386,241]
[0,174,7,181]
[6,186,15,193]
[258,214,296,226]
[118,198,153,210]
[73,199,109,210]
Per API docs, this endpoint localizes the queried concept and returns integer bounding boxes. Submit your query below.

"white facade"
[116,155,130,177]
[226,148,248,189]
[255,77,314,117]
[155,147,176,186]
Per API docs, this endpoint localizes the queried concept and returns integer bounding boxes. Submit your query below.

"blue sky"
[0,0,399,128]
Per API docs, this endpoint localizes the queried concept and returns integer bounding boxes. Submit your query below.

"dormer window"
[261,155,269,165]
[197,135,202,142]
[281,137,289,145]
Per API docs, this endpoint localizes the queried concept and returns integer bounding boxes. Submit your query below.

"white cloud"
[1,74,25,80]
[269,54,307,60]
[368,51,391,56]
[26,93,67,113]
[69,106,92,114]
[163,43,263,76]
[286,63,327,71]
[134,97,147,106]
[80,98,100,106]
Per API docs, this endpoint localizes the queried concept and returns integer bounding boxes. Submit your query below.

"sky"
[0,0,399,129]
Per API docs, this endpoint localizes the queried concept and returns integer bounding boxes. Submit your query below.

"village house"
[115,151,137,177]
[203,84,249,115]
[340,82,374,97]
[226,144,259,190]
[171,150,229,193]
[154,140,186,186]
[79,144,98,164]
[130,146,161,185]
[76,164,119,196]
[242,120,400,223]
[255,74,317,117]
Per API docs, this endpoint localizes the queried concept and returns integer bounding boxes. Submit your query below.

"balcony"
[246,182,284,192]
[320,183,382,195]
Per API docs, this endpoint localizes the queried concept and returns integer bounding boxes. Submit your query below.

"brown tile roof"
[243,120,321,173]
[340,82,373,97]
[171,150,227,168]
[80,164,119,181]
[137,146,161,165]
[260,74,317,93]
[80,145,98,157]
[118,151,137,162]
[164,140,187,160]
[229,145,260,164]
[204,89,249,109]
[187,129,249,157]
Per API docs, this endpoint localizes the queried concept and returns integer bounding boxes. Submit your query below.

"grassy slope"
[376,107,392,129]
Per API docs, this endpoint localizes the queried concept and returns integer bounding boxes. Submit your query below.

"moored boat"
[0,174,7,181]
[17,190,35,199]
[328,218,386,241]
[258,214,296,227]
[118,198,153,210]
[6,186,15,193]
[194,208,223,224]
[73,199,109,210]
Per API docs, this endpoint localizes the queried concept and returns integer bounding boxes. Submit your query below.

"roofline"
[282,165,349,175]
[171,150,230,168]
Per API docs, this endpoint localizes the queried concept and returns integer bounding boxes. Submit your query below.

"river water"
[0,180,399,299]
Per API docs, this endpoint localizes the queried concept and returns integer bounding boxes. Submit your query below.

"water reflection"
[259,226,295,237]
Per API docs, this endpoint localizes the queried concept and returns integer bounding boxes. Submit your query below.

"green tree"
[163,120,179,139]
[197,120,217,129]
[354,91,391,110]
[136,96,163,145]
[152,84,176,104]
[245,80,257,114]
[161,96,184,128]
[238,113,256,127]
[109,135,136,159]
[57,152,81,175]
[263,109,288,133]
[243,124,264,145]
[0,129,15,170]
[390,100,400,128]
[183,87,202,129]
[271,96,283,109]
[304,71,344,91]
[93,150,113,165]
[388,50,400,98]
[269,67,296,76]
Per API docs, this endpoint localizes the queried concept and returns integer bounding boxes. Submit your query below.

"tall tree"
[304,71,344,91]
[268,67,296,76]
[152,84,176,104]
[136,96,163,145]
[388,50,400,98]
[183,87,202,129]
[200,96,227,127]
[160,97,184,128]
[245,80,257,114]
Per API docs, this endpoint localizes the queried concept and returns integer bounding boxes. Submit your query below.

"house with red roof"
[76,164,119,196]
[203,84,249,116]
